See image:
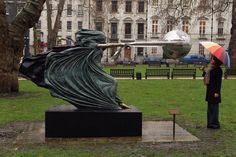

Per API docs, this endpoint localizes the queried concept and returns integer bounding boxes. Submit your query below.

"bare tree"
[156,0,229,34]
[0,0,46,93]
[46,0,66,50]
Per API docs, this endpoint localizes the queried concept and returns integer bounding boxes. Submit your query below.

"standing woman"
[203,56,223,129]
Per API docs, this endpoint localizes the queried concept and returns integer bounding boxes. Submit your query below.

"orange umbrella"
[200,41,230,67]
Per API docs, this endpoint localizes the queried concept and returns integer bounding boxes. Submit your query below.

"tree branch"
[9,0,46,36]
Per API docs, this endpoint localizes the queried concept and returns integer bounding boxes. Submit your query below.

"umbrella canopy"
[200,41,230,67]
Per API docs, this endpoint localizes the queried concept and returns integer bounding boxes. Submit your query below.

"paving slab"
[15,121,199,144]
[142,121,199,143]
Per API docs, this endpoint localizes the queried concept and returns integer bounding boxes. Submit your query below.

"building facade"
[28,0,232,63]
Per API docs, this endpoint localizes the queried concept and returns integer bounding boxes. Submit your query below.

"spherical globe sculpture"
[162,30,192,59]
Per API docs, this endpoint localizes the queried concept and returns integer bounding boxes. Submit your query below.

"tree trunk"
[0,1,17,93]
[46,0,53,49]
[229,0,236,68]
[47,0,66,50]
[0,0,46,93]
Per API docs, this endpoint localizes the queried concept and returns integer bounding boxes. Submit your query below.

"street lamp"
[106,51,109,63]
[23,30,30,58]
[145,0,149,59]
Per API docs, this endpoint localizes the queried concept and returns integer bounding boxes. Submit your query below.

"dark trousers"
[207,102,220,128]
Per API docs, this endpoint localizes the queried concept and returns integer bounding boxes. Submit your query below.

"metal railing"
[199,34,207,39]
[125,34,132,39]
[216,34,226,39]
[151,33,159,38]
[137,34,144,40]
[110,34,118,39]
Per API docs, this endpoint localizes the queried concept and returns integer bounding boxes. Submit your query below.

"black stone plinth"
[45,105,142,138]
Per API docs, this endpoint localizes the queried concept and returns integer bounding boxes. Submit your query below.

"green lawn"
[0,79,236,157]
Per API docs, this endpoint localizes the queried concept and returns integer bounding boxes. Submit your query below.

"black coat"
[205,67,222,103]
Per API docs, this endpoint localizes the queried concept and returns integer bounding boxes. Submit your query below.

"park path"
[14,121,199,144]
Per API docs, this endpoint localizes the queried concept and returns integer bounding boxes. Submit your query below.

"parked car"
[179,54,210,64]
[164,59,179,64]
[143,57,162,64]
[116,60,137,65]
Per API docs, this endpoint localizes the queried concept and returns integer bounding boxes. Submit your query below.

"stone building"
[28,0,232,63]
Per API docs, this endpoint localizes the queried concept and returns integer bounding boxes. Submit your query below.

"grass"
[0,81,66,124]
[0,79,236,157]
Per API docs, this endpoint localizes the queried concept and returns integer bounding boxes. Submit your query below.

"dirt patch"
[0,129,17,138]
[0,122,28,154]
[0,122,26,139]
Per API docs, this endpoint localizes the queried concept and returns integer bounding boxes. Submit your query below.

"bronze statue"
[20,29,127,110]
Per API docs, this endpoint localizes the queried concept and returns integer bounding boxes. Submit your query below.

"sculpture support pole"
[96,43,126,48]
[97,41,190,48]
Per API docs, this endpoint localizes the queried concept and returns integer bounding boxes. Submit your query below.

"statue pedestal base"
[45,105,142,138]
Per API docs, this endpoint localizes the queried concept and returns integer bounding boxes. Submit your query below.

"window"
[218,21,224,36]
[191,55,198,59]
[111,23,118,39]
[35,30,42,42]
[218,0,225,6]
[182,0,190,7]
[182,20,189,34]
[36,20,41,29]
[125,23,132,38]
[17,4,24,13]
[137,23,144,39]
[152,47,157,54]
[199,20,206,37]
[111,0,118,12]
[167,20,173,32]
[78,5,83,16]
[125,1,132,12]
[199,0,206,7]
[58,21,62,30]
[138,1,145,13]
[152,20,158,36]
[66,36,72,46]
[199,0,209,11]
[67,4,72,16]
[152,0,158,5]
[199,44,204,55]
[5,4,9,15]
[95,22,103,31]
[137,47,144,56]
[48,4,52,11]
[78,21,82,30]
[67,21,72,31]
[168,0,173,6]
[57,36,62,45]
[96,0,103,12]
